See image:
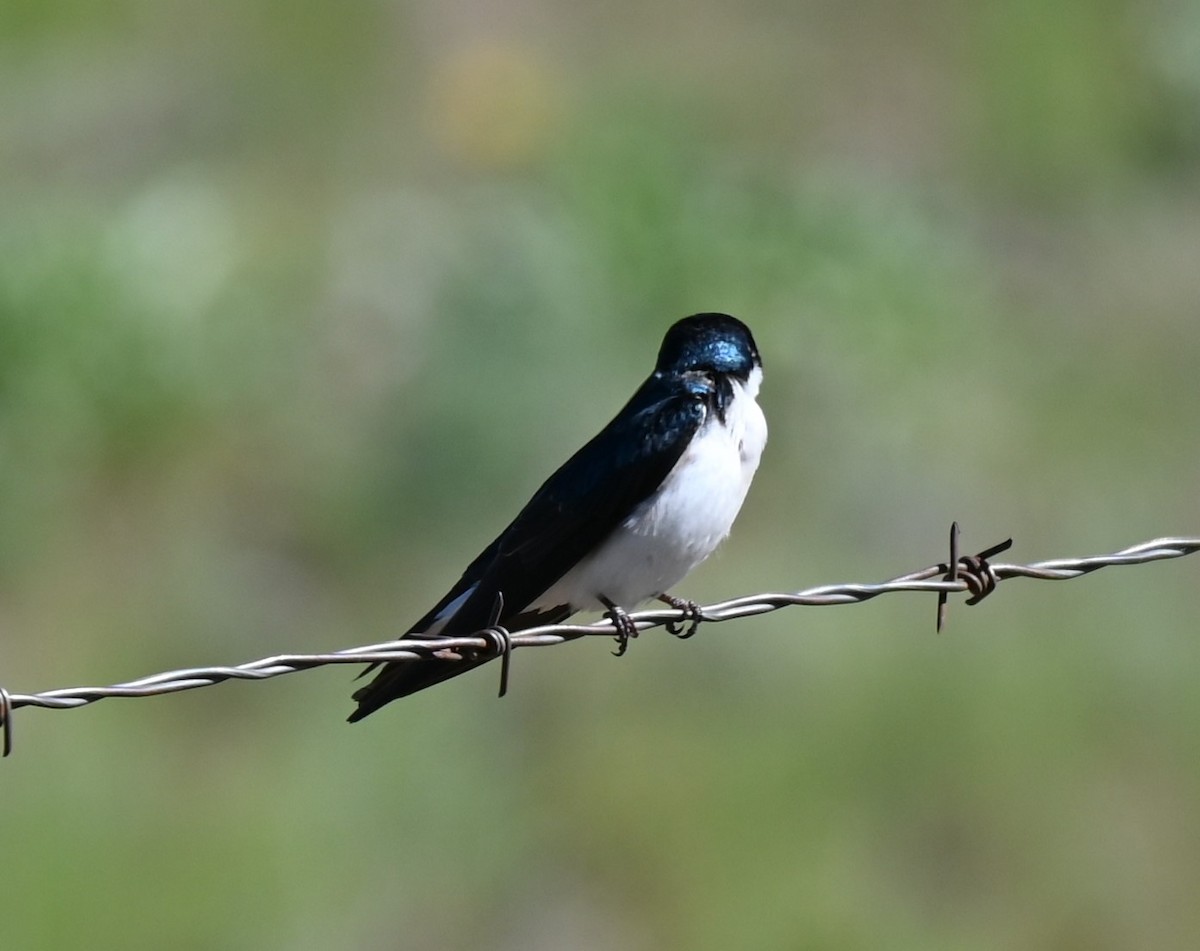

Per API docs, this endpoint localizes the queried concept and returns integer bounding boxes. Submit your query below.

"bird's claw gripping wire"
[600,596,639,656]
[937,522,1013,632]
[657,593,703,639]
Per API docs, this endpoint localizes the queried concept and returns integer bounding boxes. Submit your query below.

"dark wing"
[348,372,709,720]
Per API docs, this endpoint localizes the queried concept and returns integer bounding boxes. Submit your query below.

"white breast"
[534,367,766,612]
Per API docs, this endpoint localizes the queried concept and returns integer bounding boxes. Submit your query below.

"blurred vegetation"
[2,1,1199,949]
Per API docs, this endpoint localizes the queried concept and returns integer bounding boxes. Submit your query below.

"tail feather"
[348,656,494,722]
[347,604,573,721]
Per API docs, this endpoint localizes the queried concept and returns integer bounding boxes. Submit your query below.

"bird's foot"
[600,596,639,657]
[658,593,703,639]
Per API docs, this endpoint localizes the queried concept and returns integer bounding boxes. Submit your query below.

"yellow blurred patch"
[428,42,560,169]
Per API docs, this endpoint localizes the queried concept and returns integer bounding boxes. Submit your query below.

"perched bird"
[348,313,766,721]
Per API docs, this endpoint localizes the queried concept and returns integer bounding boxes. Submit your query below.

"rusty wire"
[1,530,1197,757]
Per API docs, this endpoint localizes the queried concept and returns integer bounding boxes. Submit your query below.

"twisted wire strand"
[2,534,1196,756]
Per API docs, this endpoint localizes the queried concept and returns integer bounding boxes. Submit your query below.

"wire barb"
[961,537,1012,603]
[1,531,1196,757]
[482,592,513,698]
[937,523,1012,632]
[0,688,13,759]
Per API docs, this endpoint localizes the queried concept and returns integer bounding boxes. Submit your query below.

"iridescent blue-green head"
[655,313,761,383]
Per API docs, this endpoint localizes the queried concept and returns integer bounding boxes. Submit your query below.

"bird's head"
[655,313,762,393]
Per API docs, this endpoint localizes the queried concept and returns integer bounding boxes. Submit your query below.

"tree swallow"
[348,312,766,721]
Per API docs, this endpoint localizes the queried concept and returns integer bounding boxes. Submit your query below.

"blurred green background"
[2,1,1199,948]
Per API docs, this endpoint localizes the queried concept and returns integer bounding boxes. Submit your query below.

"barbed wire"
[2,528,1197,757]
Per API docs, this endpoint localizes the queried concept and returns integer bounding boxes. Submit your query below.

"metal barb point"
[479,627,513,697]
[484,593,512,698]
[0,687,13,758]
[936,522,961,633]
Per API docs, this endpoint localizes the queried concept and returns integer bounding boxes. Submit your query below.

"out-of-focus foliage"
[2,2,1199,949]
